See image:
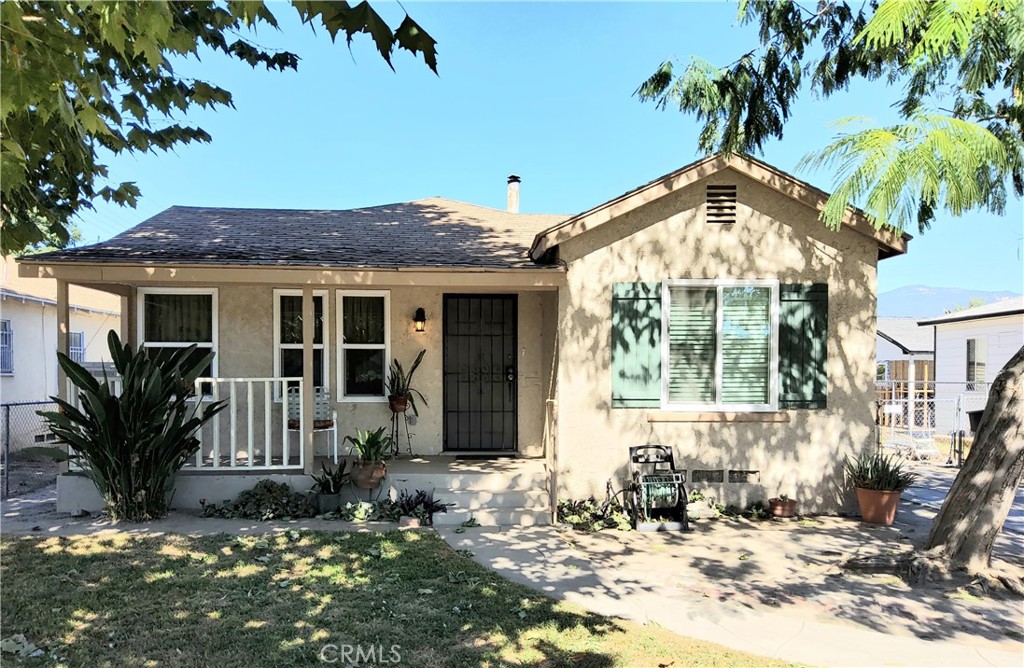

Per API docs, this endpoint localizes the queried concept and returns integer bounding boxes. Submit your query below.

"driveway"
[904,463,1024,536]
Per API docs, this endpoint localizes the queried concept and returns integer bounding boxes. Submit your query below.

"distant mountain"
[878,286,1022,318]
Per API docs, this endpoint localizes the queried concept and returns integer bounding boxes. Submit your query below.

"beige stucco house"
[18,154,907,522]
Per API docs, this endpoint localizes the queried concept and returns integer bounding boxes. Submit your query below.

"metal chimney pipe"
[507,174,521,213]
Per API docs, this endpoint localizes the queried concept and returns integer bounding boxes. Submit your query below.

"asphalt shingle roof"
[25,199,569,270]
[877,317,934,354]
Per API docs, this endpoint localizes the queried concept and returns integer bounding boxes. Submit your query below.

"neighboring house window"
[611,281,827,411]
[876,362,890,381]
[0,319,12,374]
[338,290,390,400]
[138,288,217,381]
[69,331,85,364]
[966,337,986,390]
[661,280,778,410]
[273,290,328,397]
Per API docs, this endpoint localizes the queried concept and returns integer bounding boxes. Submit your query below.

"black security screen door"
[443,295,518,451]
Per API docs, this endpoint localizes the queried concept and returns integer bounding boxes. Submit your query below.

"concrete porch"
[56,455,552,526]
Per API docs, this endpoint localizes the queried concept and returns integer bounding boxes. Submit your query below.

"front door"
[443,294,517,451]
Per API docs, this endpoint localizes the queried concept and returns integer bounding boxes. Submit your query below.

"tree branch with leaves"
[0,1,438,255]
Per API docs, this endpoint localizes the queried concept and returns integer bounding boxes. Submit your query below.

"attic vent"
[706,184,737,224]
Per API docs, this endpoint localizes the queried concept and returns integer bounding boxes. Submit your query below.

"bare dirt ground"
[1,451,59,498]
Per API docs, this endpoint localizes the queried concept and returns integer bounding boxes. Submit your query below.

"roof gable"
[918,295,1024,326]
[877,317,934,354]
[529,154,909,261]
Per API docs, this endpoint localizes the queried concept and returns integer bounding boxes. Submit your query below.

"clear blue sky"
[77,1,1024,294]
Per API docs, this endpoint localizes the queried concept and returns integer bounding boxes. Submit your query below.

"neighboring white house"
[0,256,121,405]
[919,296,1024,430]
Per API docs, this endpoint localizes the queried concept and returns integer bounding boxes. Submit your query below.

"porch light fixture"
[413,307,427,333]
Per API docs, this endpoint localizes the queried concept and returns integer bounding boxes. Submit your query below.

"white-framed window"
[966,337,987,390]
[273,289,329,399]
[0,319,12,374]
[661,279,779,411]
[337,290,390,401]
[137,288,218,380]
[69,331,85,364]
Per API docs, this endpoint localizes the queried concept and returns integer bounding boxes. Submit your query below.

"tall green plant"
[844,452,918,492]
[385,349,427,415]
[39,331,225,521]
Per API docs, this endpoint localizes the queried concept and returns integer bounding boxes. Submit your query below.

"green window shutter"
[779,284,828,409]
[720,287,772,404]
[611,282,662,408]
[667,286,717,403]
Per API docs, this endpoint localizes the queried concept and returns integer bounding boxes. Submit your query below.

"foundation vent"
[706,184,737,224]
[691,469,725,484]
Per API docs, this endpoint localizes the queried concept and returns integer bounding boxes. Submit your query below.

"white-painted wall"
[931,314,1024,404]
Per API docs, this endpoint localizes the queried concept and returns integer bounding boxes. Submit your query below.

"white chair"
[286,386,339,463]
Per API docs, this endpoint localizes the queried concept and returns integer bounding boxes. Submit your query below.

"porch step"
[386,469,547,494]
[442,488,550,511]
[433,506,551,527]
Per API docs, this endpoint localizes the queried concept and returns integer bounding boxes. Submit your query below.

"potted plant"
[345,427,392,489]
[844,452,918,526]
[385,350,427,415]
[768,493,798,518]
[309,461,348,513]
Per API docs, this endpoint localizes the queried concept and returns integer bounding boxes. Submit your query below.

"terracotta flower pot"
[399,516,421,528]
[388,395,409,413]
[855,488,902,526]
[351,461,387,489]
[768,498,798,518]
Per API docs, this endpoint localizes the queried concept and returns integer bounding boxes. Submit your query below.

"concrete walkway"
[438,505,1024,668]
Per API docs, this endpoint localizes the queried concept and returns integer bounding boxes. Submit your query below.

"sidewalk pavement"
[438,512,1024,668]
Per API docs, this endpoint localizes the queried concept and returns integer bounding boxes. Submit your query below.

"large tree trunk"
[924,345,1024,574]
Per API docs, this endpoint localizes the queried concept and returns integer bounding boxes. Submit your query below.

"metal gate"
[442,294,517,451]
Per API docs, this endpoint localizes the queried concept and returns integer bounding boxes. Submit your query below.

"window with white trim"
[138,288,217,380]
[274,290,328,397]
[0,319,12,374]
[661,280,778,411]
[966,337,986,390]
[69,331,85,364]
[337,291,390,400]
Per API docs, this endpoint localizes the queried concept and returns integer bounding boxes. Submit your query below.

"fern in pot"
[844,452,918,526]
[345,427,392,489]
[386,349,427,415]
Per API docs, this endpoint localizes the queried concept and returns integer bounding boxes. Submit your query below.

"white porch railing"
[65,376,310,472]
[192,377,304,471]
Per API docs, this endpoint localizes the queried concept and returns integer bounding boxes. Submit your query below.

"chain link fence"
[875,381,990,464]
[1,400,60,499]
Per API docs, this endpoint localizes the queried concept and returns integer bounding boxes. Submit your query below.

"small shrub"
[201,481,315,520]
[394,489,453,525]
[557,497,631,532]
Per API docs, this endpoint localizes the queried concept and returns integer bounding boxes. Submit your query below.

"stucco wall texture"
[553,168,879,513]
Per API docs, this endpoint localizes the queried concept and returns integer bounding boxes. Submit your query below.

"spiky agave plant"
[844,452,918,492]
[39,331,225,521]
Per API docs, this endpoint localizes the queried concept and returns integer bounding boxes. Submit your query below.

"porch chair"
[286,386,339,463]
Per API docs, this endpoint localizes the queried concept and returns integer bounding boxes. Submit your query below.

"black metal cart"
[627,445,690,532]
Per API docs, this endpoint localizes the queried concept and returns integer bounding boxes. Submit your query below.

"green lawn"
[1,530,792,667]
